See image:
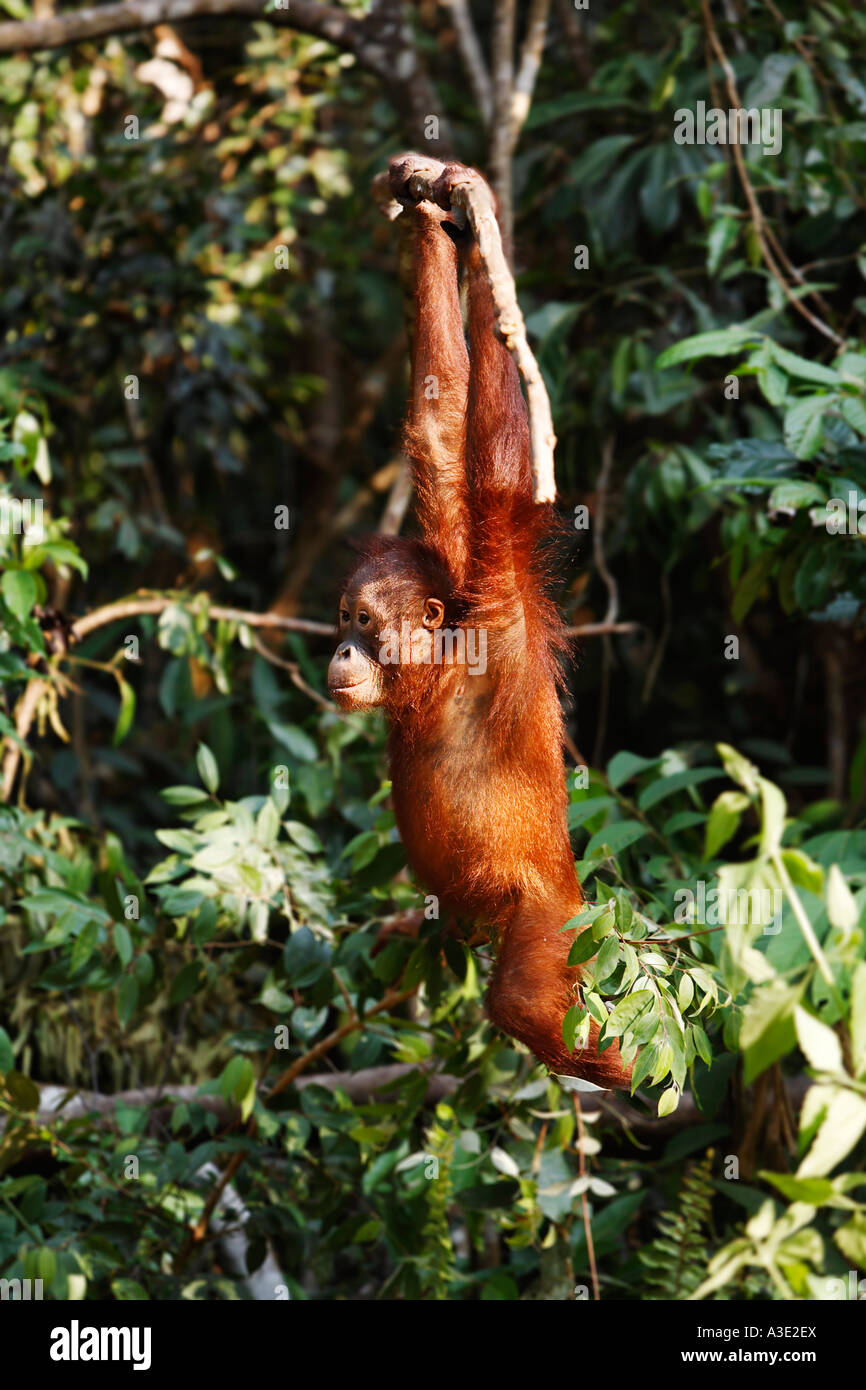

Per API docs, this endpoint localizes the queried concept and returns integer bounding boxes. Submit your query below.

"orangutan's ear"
[422,597,445,629]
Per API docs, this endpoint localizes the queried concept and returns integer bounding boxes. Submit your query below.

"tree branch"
[700,0,843,346]
[0,0,452,153]
[174,983,416,1271]
[489,0,517,249]
[443,0,492,125]
[511,0,550,145]
[70,593,334,641]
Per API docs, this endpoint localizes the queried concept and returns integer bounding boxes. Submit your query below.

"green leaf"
[268,720,318,763]
[605,989,654,1037]
[606,751,660,789]
[767,343,841,385]
[762,1173,834,1204]
[705,789,750,858]
[117,976,139,1028]
[562,1004,584,1052]
[799,1088,866,1178]
[637,767,721,811]
[841,396,866,436]
[834,1214,866,1266]
[826,864,858,933]
[566,133,637,185]
[169,961,204,1005]
[732,550,776,623]
[741,980,802,1084]
[113,922,133,967]
[593,932,622,983]
[0,1026,14,1074]
[113,679,136,746]
[629,1043,659,1093]
[657,1085,679,1117]
[850,962,866,1077]
[783,395,828,460]
[768,479,825,511]
[781,848,823,896]
[758,777,787,855]
[656,326,756,370]
[706,215,738,275]
[1,569,37,623]
[70,920,99,973]
[717,742,760,795]
[196,743,220,795]
[567,927,603,967]
[585,820,648,859]
[286,821,323,855]
[794,1006,844,1075]
[568,796,615,829]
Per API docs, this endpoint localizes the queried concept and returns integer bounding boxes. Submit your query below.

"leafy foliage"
[0,0,865,1301]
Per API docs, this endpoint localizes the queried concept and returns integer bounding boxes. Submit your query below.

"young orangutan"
[327,154,630,1088]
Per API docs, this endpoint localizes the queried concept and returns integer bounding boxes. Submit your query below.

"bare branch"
[511,0,550,143]
[444,0,493,125]
[489,0,517,248]
[700,0,843,346]
[70,593,333,641]
[378,456,414,535]
[0,0,452,153]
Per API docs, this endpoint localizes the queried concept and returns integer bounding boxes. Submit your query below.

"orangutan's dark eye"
[357,611,370,626]
[340,609,350,624]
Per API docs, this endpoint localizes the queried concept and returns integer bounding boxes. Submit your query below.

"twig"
[174,983,416,1272]
[489,0,517,249]
[0,677,47,802]
[572,1092,599,1301]
[70,593,333,641]
[700,0,843,346]
[554,0,592,82]
[0,0,452,153]
[641,569,671,704]
[444,0,492,124]
[250,634,334,710]
[378,456,414,535]
[1,596,334,801]
[511,0,550,144]
[591,437,617,766]
[567,620,639,638]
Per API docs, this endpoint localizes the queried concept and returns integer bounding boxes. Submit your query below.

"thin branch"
[444,0,493,124]
[573,1092,600,1301]
[250,633,333,710]
[511,0,550,144]
[0,596,333,801]
[174,984,416,1271]
[378,456,414,535]
[568,620,639,638]
[0,0,452,153]
[553,0,592,82]
[489,0,517,249]
[0,677,47,802]
[591,436,617,767]
[70,593,333,641]
[700,0,844,346]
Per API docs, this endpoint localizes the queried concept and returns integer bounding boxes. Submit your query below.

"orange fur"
[329,158,630,1089]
